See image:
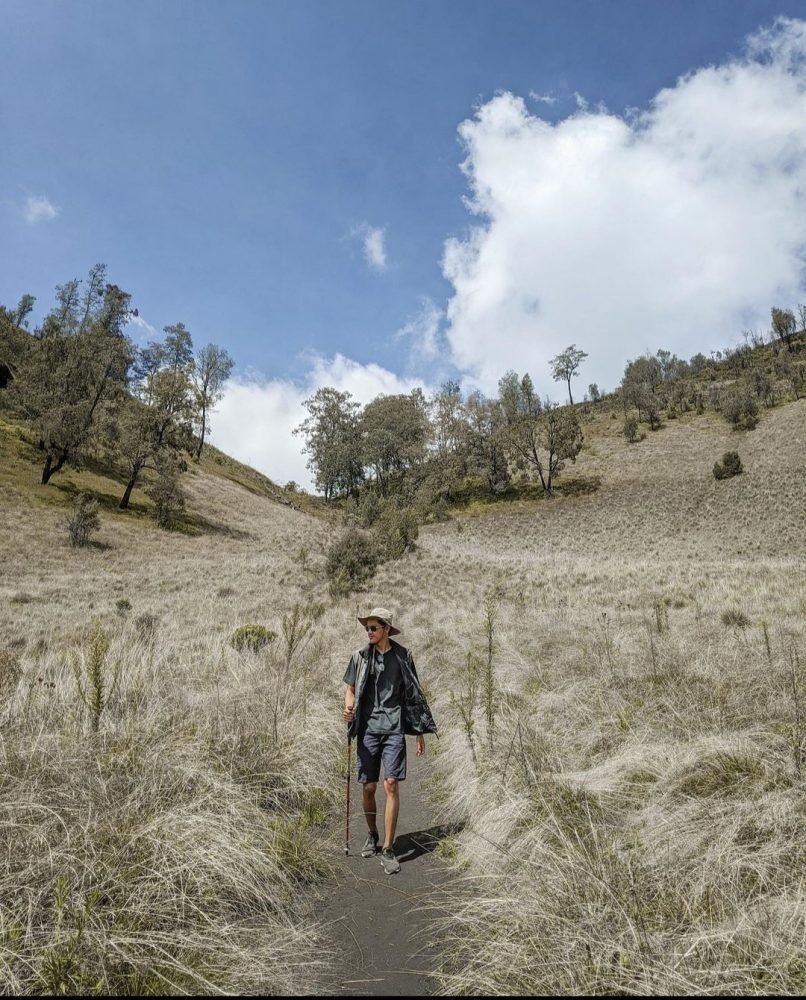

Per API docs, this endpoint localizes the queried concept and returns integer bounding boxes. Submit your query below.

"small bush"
[135,612,159,641]
[623,415,640,443]
[372,504,418,560]
[721,386,759,430]
[230,624,277,653]
[721,607,751,628]
[146,465,186,529]
[325,528,378,595]
[67,493,100,547]
[713,451,743,480]
[114,597,132,617]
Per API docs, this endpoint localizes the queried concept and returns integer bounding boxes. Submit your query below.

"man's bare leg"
[382,777,399,850]
[363,782,378,834]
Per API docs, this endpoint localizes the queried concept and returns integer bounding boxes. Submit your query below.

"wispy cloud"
[126,314,159,342]
[351,223,388,271]
[23,194,60,223]
[396,297,444,363]
[529,91,557,105]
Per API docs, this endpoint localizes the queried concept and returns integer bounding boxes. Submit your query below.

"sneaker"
[361,832,379,858]
[380,847,401,875]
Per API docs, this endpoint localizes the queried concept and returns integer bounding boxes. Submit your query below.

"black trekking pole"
[344,729,352,855]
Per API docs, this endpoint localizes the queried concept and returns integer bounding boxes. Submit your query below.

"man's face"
[365,618,388,645]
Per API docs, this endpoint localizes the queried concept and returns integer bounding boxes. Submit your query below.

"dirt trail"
[310,744,456,996]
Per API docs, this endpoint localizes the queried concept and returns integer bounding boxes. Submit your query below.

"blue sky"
[3,2,806,484]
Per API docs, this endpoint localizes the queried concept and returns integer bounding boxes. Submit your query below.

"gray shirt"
[343,646,403,734]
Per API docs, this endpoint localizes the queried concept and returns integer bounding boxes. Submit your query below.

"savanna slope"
[1,390,805,994]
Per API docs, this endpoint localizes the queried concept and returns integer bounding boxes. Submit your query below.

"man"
[343,607,438,875]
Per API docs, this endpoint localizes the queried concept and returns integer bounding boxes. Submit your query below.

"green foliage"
[498,376,583,495]
[360,390,430,495]
[674,752,788,798]
[771,306,796,350]
[72,622,118,733]
[721,385,759,429]
[146,460,186,529]
[192,342,234,459]
[230,624,277,653]
[325,527,378,596]
[713,451,743,480]
[549,344,588,405]
[623,415,640,443]
[372,503,418,560]
[66,493,100,547]
[10,264,134,484]
[293,387,362,502]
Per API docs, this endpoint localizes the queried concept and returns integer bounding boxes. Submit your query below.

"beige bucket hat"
[357,607,400,636]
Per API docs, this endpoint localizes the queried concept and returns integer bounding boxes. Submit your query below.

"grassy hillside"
[1,392,804,993]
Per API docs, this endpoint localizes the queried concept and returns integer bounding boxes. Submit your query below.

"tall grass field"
[1,393,805,994]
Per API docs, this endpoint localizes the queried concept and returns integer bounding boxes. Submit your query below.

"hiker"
[343,607,438,875]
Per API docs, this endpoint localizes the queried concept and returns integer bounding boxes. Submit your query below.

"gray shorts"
[356,731,407,784]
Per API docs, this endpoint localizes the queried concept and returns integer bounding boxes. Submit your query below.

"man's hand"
[416,735,425,757]
[343,704,355,722]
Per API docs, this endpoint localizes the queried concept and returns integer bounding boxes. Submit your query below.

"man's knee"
[363,781,378,796]
[383,777,399,795]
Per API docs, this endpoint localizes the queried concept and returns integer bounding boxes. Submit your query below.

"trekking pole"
[344,730,352,855]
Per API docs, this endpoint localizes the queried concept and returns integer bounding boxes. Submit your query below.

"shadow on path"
[396,823,464,865]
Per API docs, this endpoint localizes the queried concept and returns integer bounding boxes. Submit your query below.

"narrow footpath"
[310,746,457,996]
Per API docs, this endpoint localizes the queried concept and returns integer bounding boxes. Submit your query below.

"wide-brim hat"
[358,607,400,636]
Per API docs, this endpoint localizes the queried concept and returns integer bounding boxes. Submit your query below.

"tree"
[499,373,583,495]
[294,387,362,501]
[549,345,588,405]
[425,379,469,501]
[621,354,664,428]
[192,343,234,459]
[102,327,195,511]
[12,264,133,483]
[464,391,509,494]
[10,294,35,329]
[588,383,602,403]
[360,391,430,495]
[771,307,796,351]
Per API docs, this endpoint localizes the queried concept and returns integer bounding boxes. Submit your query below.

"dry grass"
[1,394,804,993]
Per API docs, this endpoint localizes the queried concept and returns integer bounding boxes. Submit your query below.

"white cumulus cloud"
[210,354,426,489]
[442,16,806,395]
[23,194,59,223]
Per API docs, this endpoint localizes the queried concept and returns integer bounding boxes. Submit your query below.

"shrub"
[721,607,751,628]
[146,466,186,529]
[372,504,418,560]
[114,597,132,617]
[721,386,758,429]
[67,493,100,547]
[713,451,743,480]
[230,624,277,653]
[135,612,159,641]
[623,415,640,443]
[325,528,378,595]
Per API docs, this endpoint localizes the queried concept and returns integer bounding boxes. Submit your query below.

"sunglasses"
[365,624,387,633]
